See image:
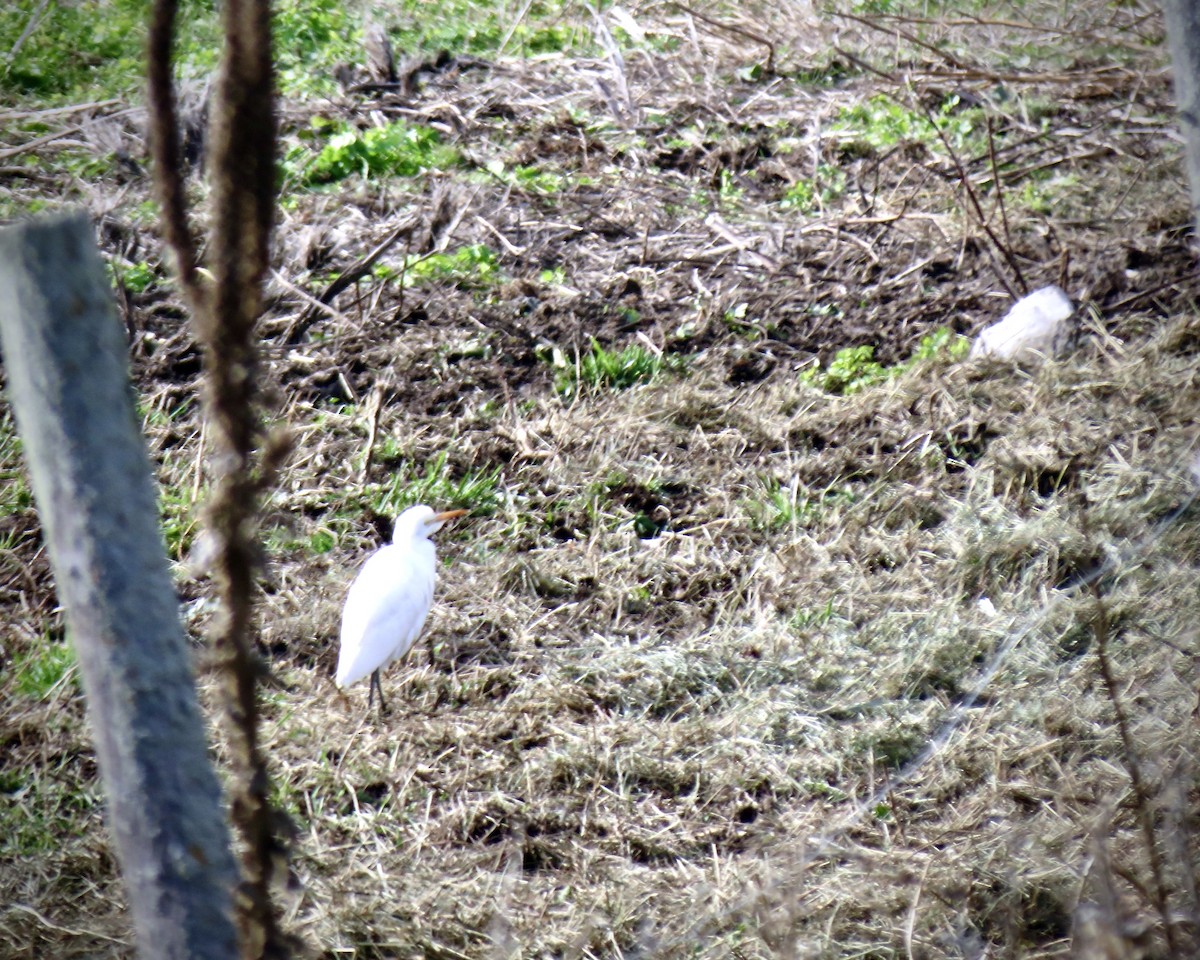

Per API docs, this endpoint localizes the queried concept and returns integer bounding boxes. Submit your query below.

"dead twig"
[985,115,1016,263]
[1090,583,1179,955]
[287,213,421,342]
[359,385,385,485]
[0,126,84,162]
[6,0,52,62]
[834,10,972,71]
[671,2,775,74]
[0,98,123,124]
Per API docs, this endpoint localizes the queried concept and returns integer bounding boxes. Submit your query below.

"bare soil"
[3,3,1200,959]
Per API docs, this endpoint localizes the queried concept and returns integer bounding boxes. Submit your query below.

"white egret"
[970,285,1075,362]
[336,505,468,712]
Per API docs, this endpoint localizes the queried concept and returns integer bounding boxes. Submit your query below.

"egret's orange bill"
[435,509,470,522]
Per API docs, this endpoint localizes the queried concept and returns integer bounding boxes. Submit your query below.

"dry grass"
[3,0,1200,957]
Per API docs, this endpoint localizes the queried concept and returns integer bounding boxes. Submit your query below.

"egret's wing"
[336,545,435,687]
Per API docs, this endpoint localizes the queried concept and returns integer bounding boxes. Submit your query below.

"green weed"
[780,164,846,212]
[909,327,971,362]
[486,159,567,195]
[0,417,32,518]
[852,0,897,13]
[552,339,688,397]
[274,0,361,97]
[375,244,502,291]
[1016,170,1081,216]
[115,261,159,294]
[14,638,76,699]
[372,434,405,467]
[835,93,984,155]
[287,119,460,186]
[803,780,849,801]
[373,450,501,516]
[308,528,337,554]
[717,169,743,210]
[802,327,968,395]
[801,344,888,395]
[751,479,856,531]
[387,0,585,57]
[722,302,776,340]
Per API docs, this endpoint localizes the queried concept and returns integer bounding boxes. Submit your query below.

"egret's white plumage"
[336,504,467,711]
[970,285,1075,362]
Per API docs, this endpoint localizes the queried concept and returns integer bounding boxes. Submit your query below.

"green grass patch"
[373,450,501,517]
[375,244,502,291]
[160,482,200,563]
[551,339,688,397]
[780,164,846,212]
[264,518,353,558]
[2,0,219,102]
[0,764,102,857]
[749,480,857,531]
[1,0,363,103]
[286,119,460,186]
[274,0,362,97]
[789,600,846,632]
[386,0,586,57]
[140,396,195,430]
[14,638,76,699]
[853,728,926,769]
[834,93,986,156]
[0,416,33,518]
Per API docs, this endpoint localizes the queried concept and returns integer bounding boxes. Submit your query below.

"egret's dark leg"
[368,669,387,716]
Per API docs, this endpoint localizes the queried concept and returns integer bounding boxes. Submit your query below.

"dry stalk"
[7,0,52,65]
[289,211,420,342]
[833,9,972,72]
[147,0,295,956]
[359,385,385,485]
[146,0,201,309]
[919,101,1028,297]
[985,114,1016,263]
[1089,582,1178,955]
[672,2,775,74]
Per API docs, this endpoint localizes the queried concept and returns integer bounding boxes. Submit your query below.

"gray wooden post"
[1164,1,1200,236]
[0,212,239,960]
